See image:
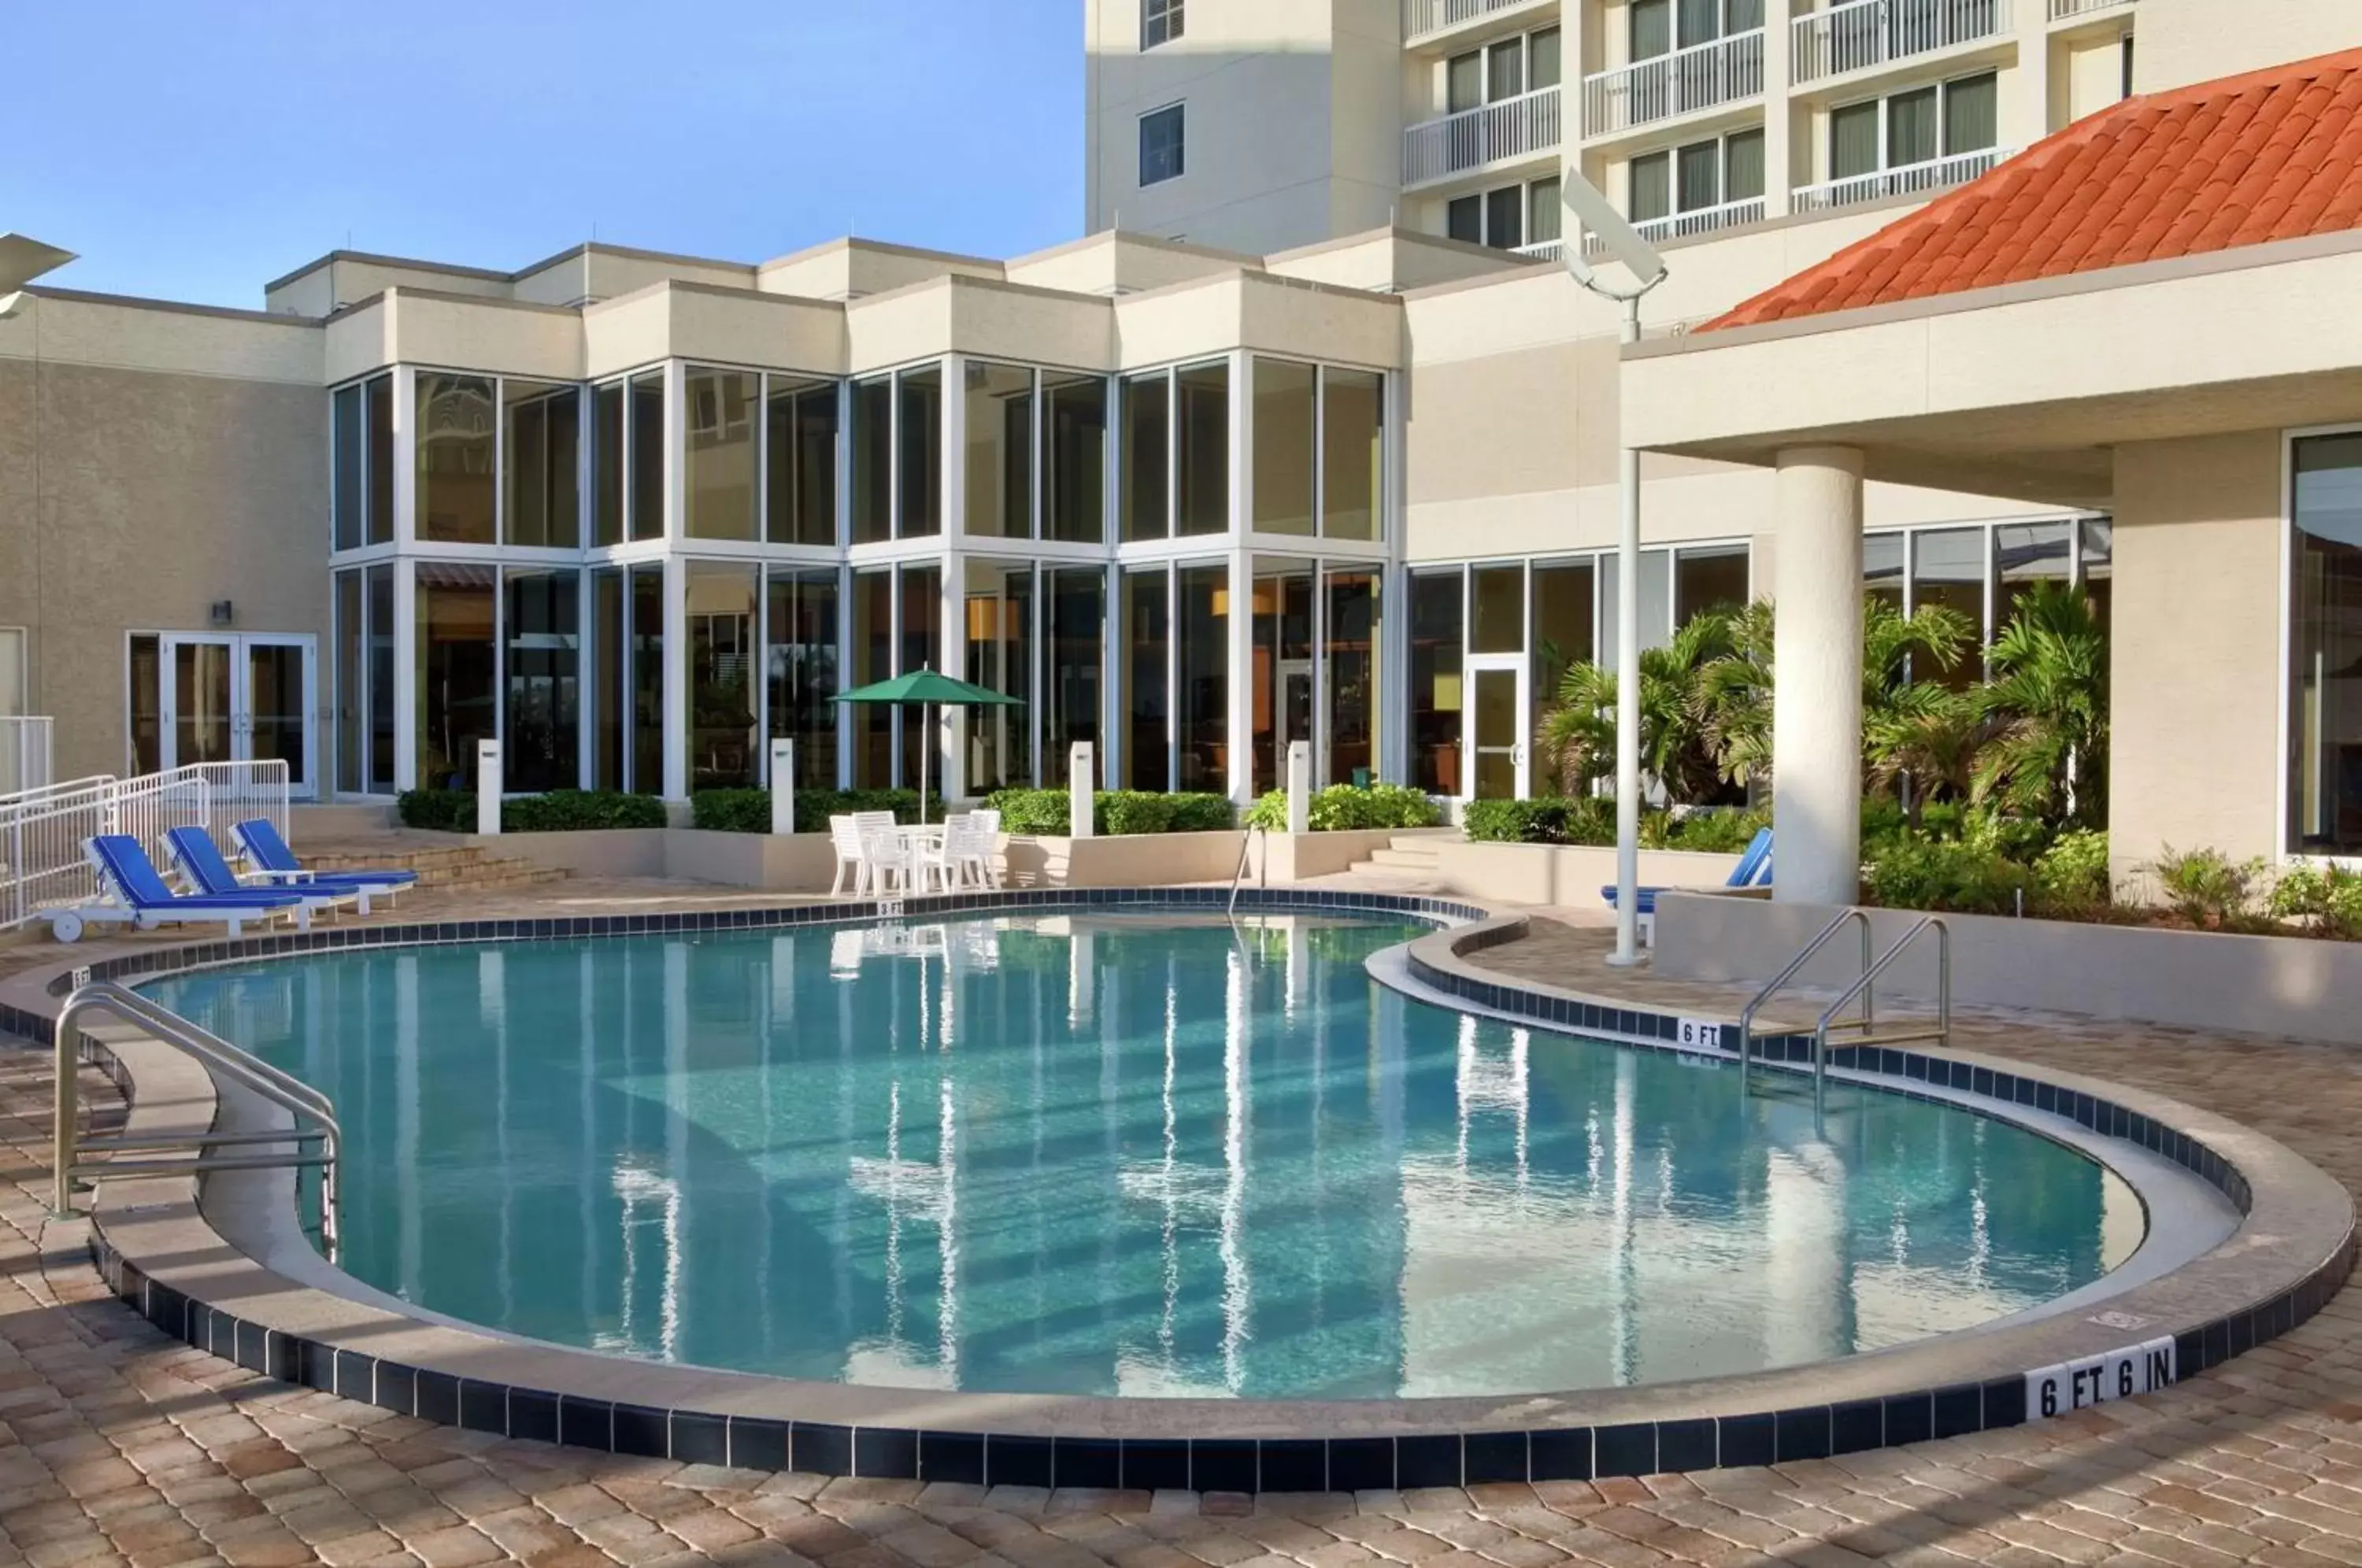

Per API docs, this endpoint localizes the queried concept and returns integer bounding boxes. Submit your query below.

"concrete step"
[1365,846,1442,869]
[294,838,569,892]
[289,802,395,836]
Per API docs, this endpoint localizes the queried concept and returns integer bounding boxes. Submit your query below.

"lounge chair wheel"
[50,912,83,944]
[133,912,158,931]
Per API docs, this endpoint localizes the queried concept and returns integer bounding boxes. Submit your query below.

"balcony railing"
[1512,238,1565,261]
[2048,0,2131,18]
[1403,85,1564,187]
[1791,144,2015,212]
[1583,30,1766,137]
[1405,0,1548,45]
[1583,196,1768,257]
[1791,0,2009,83]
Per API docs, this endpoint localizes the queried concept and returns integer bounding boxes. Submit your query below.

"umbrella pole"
[920,701,931,828]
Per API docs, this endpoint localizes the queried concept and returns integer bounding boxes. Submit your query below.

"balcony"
[1583,31,1766,138]
[2048,0,2131,18]
[1582,196,1768,257]
[1791,0,2010,85]
[1512,238,1565,261]
[1402,85,1564,188]
[1791,144,2016,212]
[1404,0,1553,47]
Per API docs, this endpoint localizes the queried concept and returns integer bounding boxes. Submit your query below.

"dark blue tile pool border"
[35,891,2357,1489]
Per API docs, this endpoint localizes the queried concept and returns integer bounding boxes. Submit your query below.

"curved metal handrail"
[1227,824,1268,918]
[1738,908,1871,1067]
[1812,915,1951,1089]
[54,979,341,1259]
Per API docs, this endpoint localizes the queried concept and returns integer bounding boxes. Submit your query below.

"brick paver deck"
[5,895,2362,1566]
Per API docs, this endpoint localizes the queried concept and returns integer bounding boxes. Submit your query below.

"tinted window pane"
[964,361,1032,539]
[1531,560,1594,786]
[1411,570,1464,795]
[1121,372,1169,541]
[416,563,495,787]
[1675,543,1749,623]
[687,561,759,790]
[332,386,361,551]
[898,564,940,787]
[765,378,838,547]
[1252,358,1315,536]
[1530,27,1561,90]
[629,371,665,542]
[1046,568,1105,786]
[630,564,664,790]
[1448,51,1483,113]
[1889,86,1939,167]
[1447,194,1484,244]
[1677,140,1721,212]
[684,366,757,541]
[851,569,893,786]
[851,376,892,544]
[1176,564,1227,793]
[592,381,624,546]
[505,568,579,792]
[766,567,839,790]
[1631,0,1672,60]
[1831,102,1881,179]
[1043,373,1107,544]
[1944,72,1998,155]
[365,375,394,545]
[416,374,495,544]
[1322,368,1383,541]
[1486,186,1523,249]
[1123,568,1169,789]
[898,365,942,538]
[1175,361,1228,537]
[504,382,579,549]
[1327,568,1381,786]
[2292,435,2362,852]
[1725,130,1765,203]
[1470,564,1523,654]
[1139,105,1185,185]
[1912,527,1986,688]
[1631,152,1672,222]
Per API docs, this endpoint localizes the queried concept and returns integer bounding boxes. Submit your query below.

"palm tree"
[1974,579,2108,829]
[1866,682,1992,811]
[1538,609,1735,803]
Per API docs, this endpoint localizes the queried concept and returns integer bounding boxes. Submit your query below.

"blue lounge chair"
[56,834,309,944]
[165,826,350,923]
[1602,827,1774,940]
[231,817,416,912]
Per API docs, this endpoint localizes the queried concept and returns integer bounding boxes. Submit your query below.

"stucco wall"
[2133,0,2362,94]
[2108,431,2287,872]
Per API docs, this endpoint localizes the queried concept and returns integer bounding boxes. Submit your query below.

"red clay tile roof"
[1703,46,2362,331]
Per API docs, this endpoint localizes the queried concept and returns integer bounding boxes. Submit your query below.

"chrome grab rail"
[53,979,341,1261]
[1228,824,1267,918]
[1811,915,1952,1093]
[1738,908,1871,1067]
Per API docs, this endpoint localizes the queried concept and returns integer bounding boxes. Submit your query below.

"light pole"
[1560,179,1668,968]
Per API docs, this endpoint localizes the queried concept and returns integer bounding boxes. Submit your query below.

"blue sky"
[4,2,1082,308]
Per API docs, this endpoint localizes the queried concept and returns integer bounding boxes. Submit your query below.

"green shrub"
[689,789,771,833]
[1664,808,1770,854]
[2268,862,2362,940]
[687,787,942,832]
[1165,793,1236,831]
[981,788,1234,836]
[1245,783,1441,833]
[1463,798,1564,844]
[398,789,667,834]
[984,788,1071,835]
[1100,791,1175,836]
[394,790,474,833]
[2034,829,2112,912]
[1864,838,2036,916]
[2145,845,2269,931]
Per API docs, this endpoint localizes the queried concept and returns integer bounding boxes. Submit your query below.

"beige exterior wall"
[2133,0,2362,94]
[2108,431,2288,871]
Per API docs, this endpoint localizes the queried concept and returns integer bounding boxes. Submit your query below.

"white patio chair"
[860,823,916,896]
[920,813,972,893]
[828,815,867,896]
[961,808,1004,889]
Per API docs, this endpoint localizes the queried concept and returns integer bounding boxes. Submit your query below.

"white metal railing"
[1404,0,1543,43]
[1583,30,1766,136]
[0,760,292,934]
[1403,85,1564,187]
[0,717,51,796]
[2049,0,2131,17]
[1584,195,1768,257]
[1791,144,2014,211]
[1791,0,2009,83]
[1512,237,1565,261]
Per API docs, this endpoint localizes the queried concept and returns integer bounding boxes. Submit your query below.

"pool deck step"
[1348,834,1450,877]
[290,837,570,893]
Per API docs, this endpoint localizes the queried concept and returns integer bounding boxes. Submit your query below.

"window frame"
[1142,0,1182,50]
[2283,423,2362,864]
[1827,68,2002,178]
[1138,101,1187,187]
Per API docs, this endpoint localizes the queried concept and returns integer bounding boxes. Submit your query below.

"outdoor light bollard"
[475,741,501,837]
[1286,741,1311,837]
[1070,742,1094,839]
[769,738,795,835]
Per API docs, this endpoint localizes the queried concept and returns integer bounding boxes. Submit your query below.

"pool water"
[146,911,2138,1400]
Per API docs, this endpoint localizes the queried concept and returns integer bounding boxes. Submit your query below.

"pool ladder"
[1738,909,1953,1097]
[1227,824,1267,918]
[51,979,342,1262]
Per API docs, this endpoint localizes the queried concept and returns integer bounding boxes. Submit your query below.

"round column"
[1772,446,1866,907]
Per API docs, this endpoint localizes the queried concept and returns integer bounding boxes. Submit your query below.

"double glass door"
[1465,653,1528,799]
[139,633,317,794]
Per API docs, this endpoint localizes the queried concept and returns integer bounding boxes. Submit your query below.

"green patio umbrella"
[832,666,1023,826]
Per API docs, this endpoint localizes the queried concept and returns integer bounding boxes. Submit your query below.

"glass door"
[1465,654,1527,800]
[154,633,318,796]
[163,635,236,767]
[242,636,317,796]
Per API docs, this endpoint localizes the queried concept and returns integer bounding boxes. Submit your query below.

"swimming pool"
[144,909,2140,1401]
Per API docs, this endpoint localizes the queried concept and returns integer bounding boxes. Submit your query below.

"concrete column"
[1772,446,1865,907]
[769,738,795,834]
[475,741,502,834]
[1763,1,1794,218]
[1069,741,1095,838]
[1286,740,1311,834]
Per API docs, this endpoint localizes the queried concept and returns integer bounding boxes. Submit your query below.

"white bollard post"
[476,740,502,837]
[769,738,795,835]
[1286,741,1311,837]
[1069,742,1094,839]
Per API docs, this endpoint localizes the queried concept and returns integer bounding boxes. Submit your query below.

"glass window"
[1121,371,1169,541]
[1864,531,1907,612]
[592,568,624,790]
[851,375,893,544]
[684,365,757,541]
[1139,104,1185,187]
[1322,368,1383,541]
[1530,27,1561,91]
[592,381,624,547]
[1447,51,1484,114]
[1911,527,1985,688]
[1678,0,1720,46]
[1631,152,1672,223]
[898,364,942,538]
[898,564,940,790]
[335,571,362,793]
[1143,0,1182,48]
[1531,560,1594,787]
[415,562,496,790]
[1528,177,1564,246]
[964,361,1033,540]
[365,374,394,546]
[505,568,579,793]
[630,563,665,790]
[1888,86,1939,168]
[765,376,838,547]
[416,375,495,545]
[1250,566,1315,795]
[1042,373,1107,544]
[1470,564,1524,654]
[504,382,580,549]
[2291,435,2362,854]
[367,564,394,790]
[1601,547,1673,656]
[1487,38,1524,101]
[1997,520,2072,628]
[629,370,665,542]
[1675,543,1749,623]
[129,634,161,776]
[1943,72,1999,156]
[1831,101,1882,179]
[1725,129,1766,204]
[1411,570,1464,796]
[687,561,761,793]
[1486,186,1524,250]
[1252,358,1316,536]
[964,561,1031,792]
[1728,0,1764,28]
[1677,139,1721,213]
[1631,0,1672,61]
[1176,361,1229,537]
[332,385,361,552]
[1123,568,1170,790]
[851,568,894,786]
[766,567,839,790]
[1447,194,1483,245]
[1327,568,1382,786]
[2080,516,2113,635]
[1045,568,1105,788]
[1175,564,1227,793]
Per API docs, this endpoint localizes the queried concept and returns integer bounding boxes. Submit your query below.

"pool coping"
[9,889,2353,1492]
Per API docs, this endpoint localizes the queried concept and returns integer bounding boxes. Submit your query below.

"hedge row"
[395,790,669,834]
[689,788,943,833]
[1461,798,1769,853]
[982,789,1235,836]
[1242,783,1442,833]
